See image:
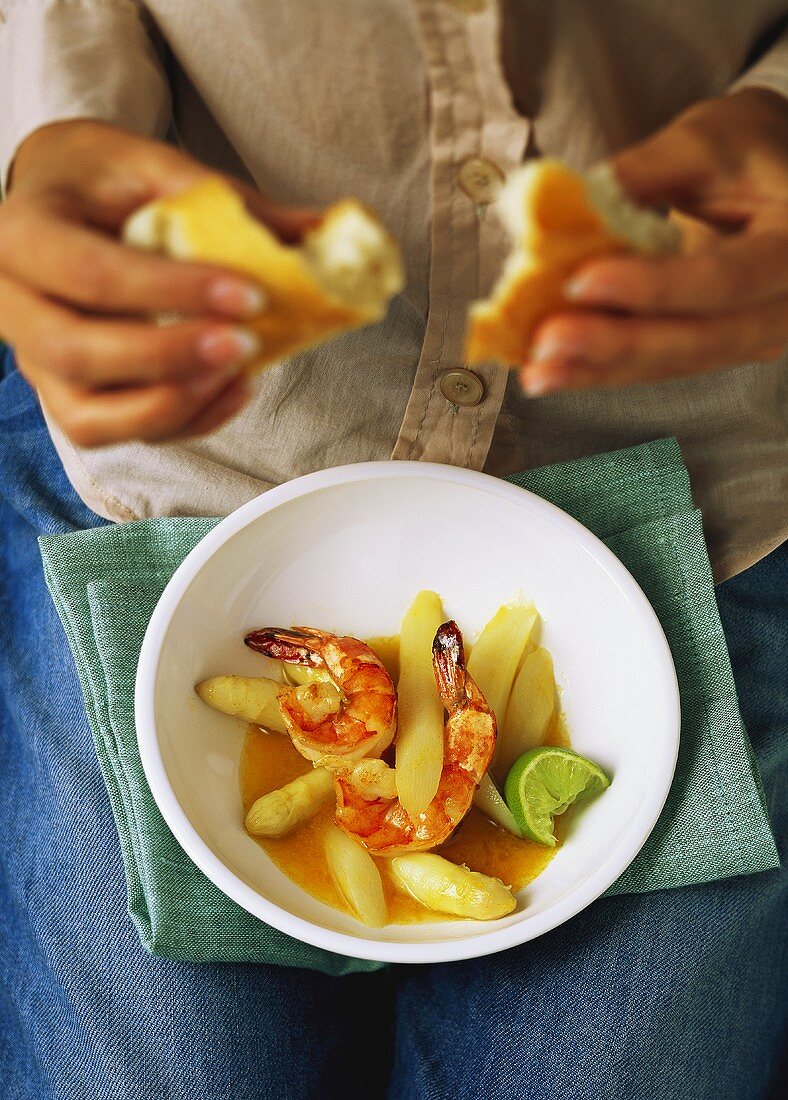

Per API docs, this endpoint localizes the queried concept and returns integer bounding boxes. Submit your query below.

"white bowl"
[135,462,680,964]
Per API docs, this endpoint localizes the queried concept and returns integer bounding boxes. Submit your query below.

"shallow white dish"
[135,461,680,964]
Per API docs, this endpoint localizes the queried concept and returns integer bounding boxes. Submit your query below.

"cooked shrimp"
[334,620,496,856]
[244,627,397,764]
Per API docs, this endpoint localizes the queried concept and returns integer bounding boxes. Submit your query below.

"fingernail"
[198,327,262,370]
[520,365,566,397]
[562,274,595,301]
[531,338,588,363]
[522,375,555,397]
[563,273,628,306]
[207,278,267,318]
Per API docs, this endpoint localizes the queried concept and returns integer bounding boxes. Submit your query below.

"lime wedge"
[504,747,610,847]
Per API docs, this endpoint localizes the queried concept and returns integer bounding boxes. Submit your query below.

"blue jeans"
[1,350,785,1100]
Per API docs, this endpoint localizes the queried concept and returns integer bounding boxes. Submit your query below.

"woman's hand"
[1,120,313,446]
[520,88,788,395]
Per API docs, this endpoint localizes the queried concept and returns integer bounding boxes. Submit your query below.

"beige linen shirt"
[2,0,787,580]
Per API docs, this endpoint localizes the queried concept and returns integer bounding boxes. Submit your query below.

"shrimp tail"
[244,627,323,667]
[432,620,467,710]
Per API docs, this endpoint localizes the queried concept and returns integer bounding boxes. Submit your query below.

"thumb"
[610,120,715,210]
[231,179,322,243]
[87,130,322,242]
[105,155,321,244]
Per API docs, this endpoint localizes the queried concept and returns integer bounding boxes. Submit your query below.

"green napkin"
[39,438,779,974]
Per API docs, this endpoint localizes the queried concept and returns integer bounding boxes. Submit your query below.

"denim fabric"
[1,349,785,1099]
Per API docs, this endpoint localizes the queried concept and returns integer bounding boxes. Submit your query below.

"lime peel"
[504,747,610,847]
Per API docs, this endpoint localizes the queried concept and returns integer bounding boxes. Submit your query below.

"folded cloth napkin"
[39,438,779,974]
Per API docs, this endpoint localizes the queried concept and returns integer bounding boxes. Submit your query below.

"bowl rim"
[135,460,680,964]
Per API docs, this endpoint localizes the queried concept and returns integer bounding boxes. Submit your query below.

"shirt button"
[439,369,485,407]
[458,157,504,206]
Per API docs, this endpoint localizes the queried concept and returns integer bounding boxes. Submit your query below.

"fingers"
[3,272,259,445]
[0,274,261,388]
[38,318,260,388]
[31,368,253,448]
[0,196,267,318]
[170,377,253,440]
[563,231,788,316]
[519,301,788,395]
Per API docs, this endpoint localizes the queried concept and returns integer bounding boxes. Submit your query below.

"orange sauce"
[239,635,569,924]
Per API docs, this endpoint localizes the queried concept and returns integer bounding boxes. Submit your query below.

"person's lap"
[0,354,396,1100]
[393,841,786,1099]
[390,547,788,1100]
[1,352,784,1099]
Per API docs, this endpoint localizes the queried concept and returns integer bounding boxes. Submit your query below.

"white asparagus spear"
[245,768,335,837]
[324,825,388,927]
[466,602,539,732]
[498,647,557,776]
[195,675,287,732]
[474,772,523,836]
[395,590,446,817]
[391,853,516,920]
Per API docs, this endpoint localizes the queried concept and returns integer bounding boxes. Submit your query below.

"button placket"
[392,0,529,469]
[392,1,478,464]
[460,2,532,471]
